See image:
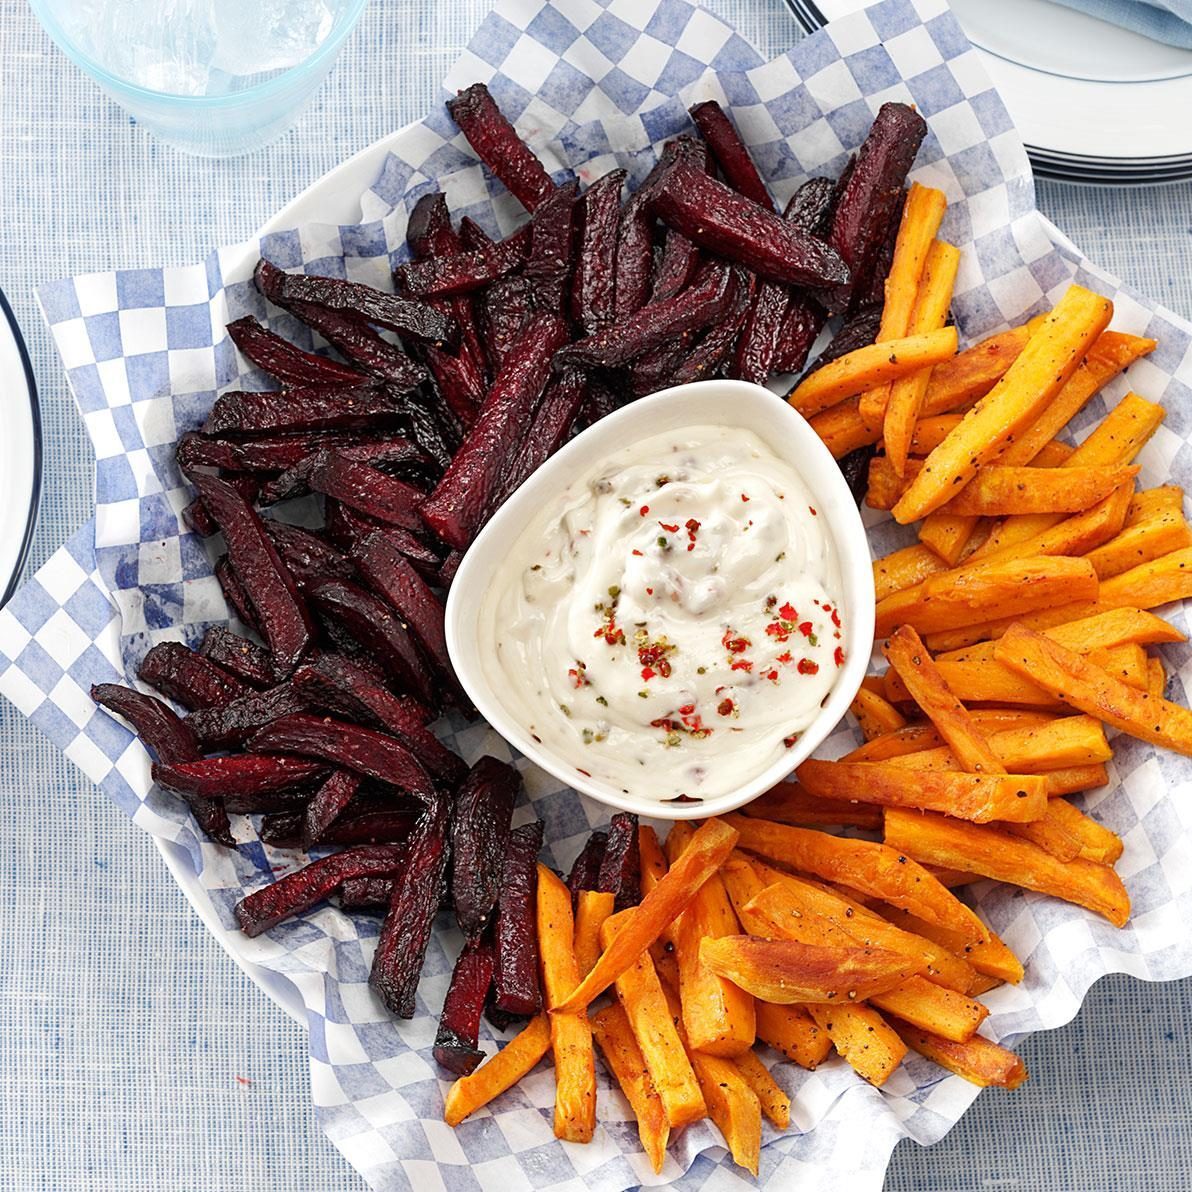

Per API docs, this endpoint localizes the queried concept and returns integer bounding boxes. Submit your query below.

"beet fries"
[90,82,922,1052]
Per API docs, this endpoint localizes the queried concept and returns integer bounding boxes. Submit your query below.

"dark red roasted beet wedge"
[689,99,774,210]
[282,299,428,390]
[261,521,356,589]
[224,788,318,815]
[138,641,248,711]
[226,315,365,387]
[216,556,263,634]
[556,259,732,370]
[525,180,578,315]
[478,271,533,374]
[572,169,625,335]
[190,473,315,674]
[450,757,520,943]
[424,345,485,430]
[291,655,465,787]
[260,805,418,849]
[198,627,276,689]
[395,233,529,300]
[306,578,437,708]
[434,938,495,1075]
[854,186,905,314]
[306,453,426,532]
[339,874,397,911]
[351,534,463,705]
[234,843,407,937]
[447,82,555,212]
[185,682,309,749]
[247,713,435,799]
[650,224,700,305]
[491,819,544,1016]
[652,161,848,288]
[204,386,400,438]
[808,306,882,373]
[824,102,926,312]
[153,753,327,799]
[258,436,433,506]
[254,260,458,349]
[772,295,827,377]
[370,793,451,1017]
[733,177,835,383]
[669,269,755,386]
[420,313,569,550]
[567,830,608,902]
[840,443,878,505]
[302,769,363,846]
[183,497,218,537]
[487,369,587,514]
[178,429,339,475]
[613,138,705,321]
[597,812,641,911]
[90,683,200,764]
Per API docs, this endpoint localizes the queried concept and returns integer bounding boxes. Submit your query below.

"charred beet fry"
[854,186,905,315]
[396,230,530,300]
[370,792,451,1017]
[567,830,608,901]
[138,641,248,711]
[772,295,827,377]
[556,259,732,370]
[424,345,484,430]
[447,83,556,212]
[248,712,435,799]
[669,268,755,386]
[305,452,426,532]
[525,181,578,314]
[652,161,849,288]
[153,753,326,799]
[260,521,356,589]
[478,273,533,375]
[90,683,200,764]
[450,757,520,943]
[572,169,625,335]
[486,369,587,514]
[291,654,465,787]
[204,385,401,438]
[840,443,878,505]
[183,497,218,537]
[339,874,397,911]
[352,534,463,705]
[198,627,276,689]
[420,313,569,550]
[808,306,882,373]
[257,436,432,506]
[306,578,437,708]
[302,769,364,846]
[491,819,544,1017]
[178,430,354,475]
[733,177,835,384]
[434,938,496,1075]
[824,102,926,313]
[280,297,428,389]
[597,813,641,911]
[185,682,309,749]
[254,260,458,349]
[234,843,407,937]
[689,99,774,210]
[216,556,263,633]
[650,224,700,305]
[225,315,365,387]
[190,473,314,674]
[260,806,417,849]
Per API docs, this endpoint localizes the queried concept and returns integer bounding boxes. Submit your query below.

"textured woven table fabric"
[0,1,1190,1190]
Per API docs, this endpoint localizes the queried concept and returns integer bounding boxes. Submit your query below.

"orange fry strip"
[995,623,1192,757]
[755,1002,833,1070]
[850,685,908,740]
[874,543,950,602]
[936,465,1138,518]
[884,239,962,474]
[745,782,884,830]
[732,1049,791,1130]
[722,814,989,944]
[536,865,597,1142]
[574,890,616,979]
[883,808,1131,926]
[892,284,1113,524]
[698,935,917,1004]
[788,326,959,419]
[808,1002,907,1086]
[795,759,1049,824]
[891,1020,1027,1088]
[555,818,739,1014]
[590,1002,670,1173]
[443,1014,552,1127]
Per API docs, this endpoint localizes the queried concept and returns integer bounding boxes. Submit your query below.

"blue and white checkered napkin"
[6,0,1192,1188]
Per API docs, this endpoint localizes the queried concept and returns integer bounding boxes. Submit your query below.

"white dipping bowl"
[445,379,875,820]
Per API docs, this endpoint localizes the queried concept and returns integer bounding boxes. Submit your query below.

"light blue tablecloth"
[0,0,1189,1187]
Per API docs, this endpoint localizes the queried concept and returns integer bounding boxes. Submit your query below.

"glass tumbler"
[28,0,369,157]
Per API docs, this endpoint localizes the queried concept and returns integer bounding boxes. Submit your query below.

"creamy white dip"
[478,425,846,803]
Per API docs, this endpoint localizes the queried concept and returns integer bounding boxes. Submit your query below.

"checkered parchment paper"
[5,0,1192,1188]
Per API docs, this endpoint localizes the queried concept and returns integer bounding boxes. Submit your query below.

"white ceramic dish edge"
[445,379,876,821]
